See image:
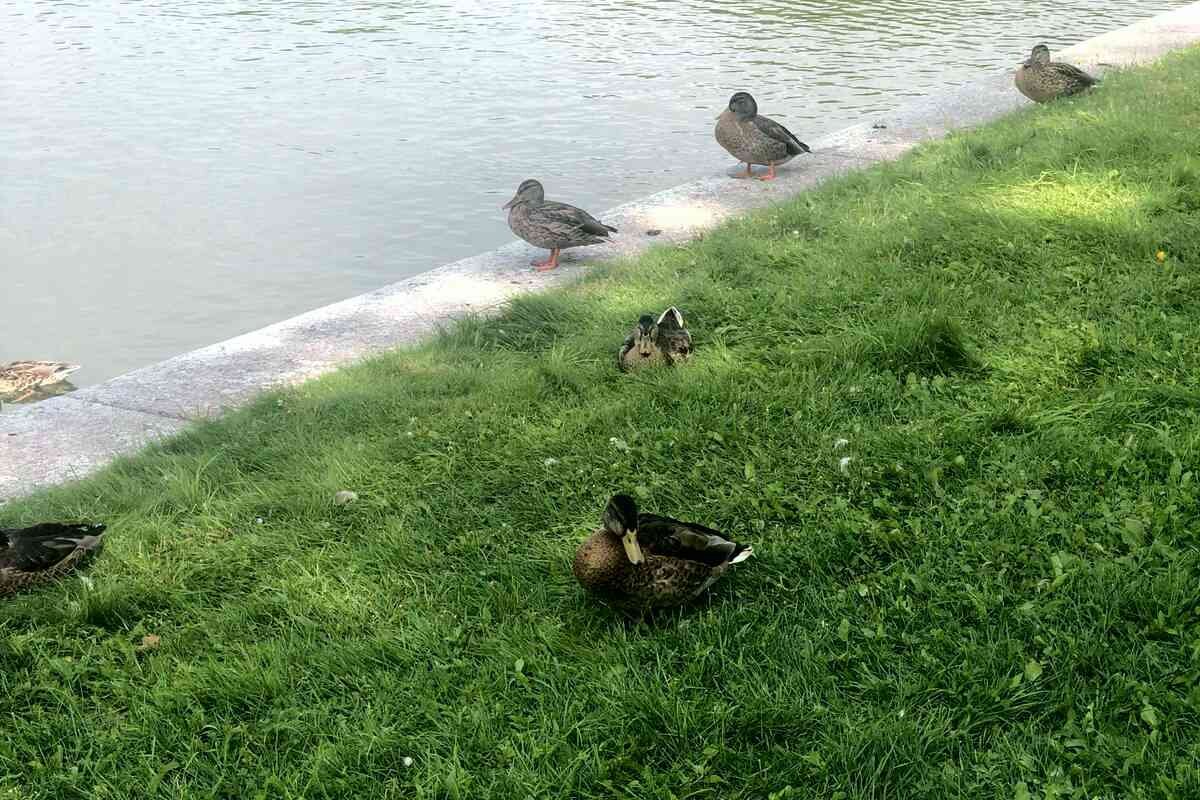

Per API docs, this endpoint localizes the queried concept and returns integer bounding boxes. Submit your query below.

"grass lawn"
[4,48,1200,800]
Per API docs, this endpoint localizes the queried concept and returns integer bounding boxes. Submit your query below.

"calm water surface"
[1,0,1184,385]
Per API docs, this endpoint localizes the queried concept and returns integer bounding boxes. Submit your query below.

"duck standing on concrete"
[1015,44,1097,103]
[1,522,106,597]
[715,91,811,181]
[618,307,693,372]
[572,494,752,612]
[0,361,81,405]
[503,179,618,271]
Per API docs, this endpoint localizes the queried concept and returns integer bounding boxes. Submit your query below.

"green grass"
[4,50,1200,800]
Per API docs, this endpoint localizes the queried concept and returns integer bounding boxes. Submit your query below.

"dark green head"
[1025,44,1051,67]
[728,91,758,119]
[503,178,545,210]
[602,494,644,564]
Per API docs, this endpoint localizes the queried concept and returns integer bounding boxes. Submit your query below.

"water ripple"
[0,0,1185,382]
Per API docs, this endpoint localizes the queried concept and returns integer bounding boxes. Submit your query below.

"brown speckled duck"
[1,522,106,598]
[715,91,811,181]
[0,361,81,405]
[572,495,752,611]
[1015,44,1097,103]
[503,179,618,271]
[618,307,693,372]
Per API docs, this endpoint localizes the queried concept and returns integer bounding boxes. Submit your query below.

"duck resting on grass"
[0,361,81,406]
[1014,44,1098,103]
[1,522,106,598]
[572,494,752,612]
[503,179,618,271]
[618,307,693,372]
[715,91,811,181]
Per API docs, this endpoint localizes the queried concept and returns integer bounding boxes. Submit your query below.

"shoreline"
[4,1,1200,501]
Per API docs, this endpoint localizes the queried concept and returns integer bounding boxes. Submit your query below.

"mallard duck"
[572,494,753,611]
[1015,44,1097,103]
[0,361,81,405]
[715,92,811,181]
[503,179,618,271]
[1,522,106,598]
[617,307,693,372]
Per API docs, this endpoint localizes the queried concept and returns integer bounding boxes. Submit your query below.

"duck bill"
[621,531,645,565]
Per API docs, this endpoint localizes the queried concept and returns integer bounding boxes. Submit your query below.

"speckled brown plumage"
[1,523,106,598]
[503,179,617,270]
[1015,44,1097,103]
[617,307,693,372]
[572,495,752,612]
[0,361,81,404]
[715,92,811,180]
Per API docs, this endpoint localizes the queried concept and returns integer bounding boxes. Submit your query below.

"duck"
[0,361,81,405]
[617,307,693,372]
[715,91,811,181]
[1014,44,1097,103]
[503,179,618,271]
[572,494,753,611]
[1,522,106,598]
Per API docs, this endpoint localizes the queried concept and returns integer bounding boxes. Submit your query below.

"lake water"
[1,0,1183,386]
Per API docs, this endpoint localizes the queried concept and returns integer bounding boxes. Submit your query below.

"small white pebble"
[543,457,559,466]
[255,517,264,525]
[334,490,358,506]
[402,757,414,768]
[838,456,854,475]
[405,431,415,437]
[834,438,850,450]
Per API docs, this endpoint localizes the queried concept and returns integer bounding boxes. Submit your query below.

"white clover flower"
[838,456,853,475]
[543,457,560,467]
[834,438,850,450]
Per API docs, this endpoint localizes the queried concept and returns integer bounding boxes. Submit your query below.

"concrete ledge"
[0,400,185,500]
[4,2,1200,501]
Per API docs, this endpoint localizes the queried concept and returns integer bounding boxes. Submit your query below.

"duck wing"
[538,201,618,237]
[752,114,811,157]
[1050,62,1097,87]
[638,513,751,567]
[0,523,106,571]
[662,328,693,359]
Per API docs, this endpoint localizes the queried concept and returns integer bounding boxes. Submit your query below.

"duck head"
[727,91,758,120]
[602,494,644,565]
[502,178,545,210]
[632,314,660,360]
[1025,44,1051,67]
